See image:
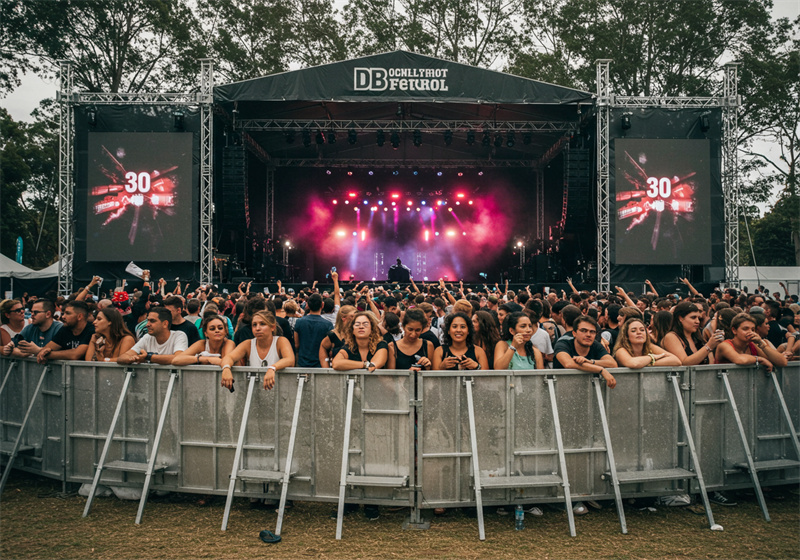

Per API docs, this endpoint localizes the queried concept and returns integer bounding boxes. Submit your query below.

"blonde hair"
[613,317,653,357]
[334,305,356,333]
[252,310,282,336]
[453,299,472,315]
[343,311,381,356]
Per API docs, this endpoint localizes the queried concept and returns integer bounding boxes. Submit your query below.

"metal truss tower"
[57,61,75,296]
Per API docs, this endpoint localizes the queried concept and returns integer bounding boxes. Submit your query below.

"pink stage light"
[348,192,357,198]
[336,230,346,237]
[468,200,473,205]
[391,201,396,206]
[407,200,413,206]
[361,230,366,241]
[391,193,400,199]
[455,201,460,205]
[446,230,456,237]
[332,199,338,204]
[456,193,465,198]
[424,230,429,241]
[448,207,453,212]
[344,200,349,205]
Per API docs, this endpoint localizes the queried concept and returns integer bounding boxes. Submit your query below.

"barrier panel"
[0,359,66,481]
[1,356,797,514]
[691,363,800,492]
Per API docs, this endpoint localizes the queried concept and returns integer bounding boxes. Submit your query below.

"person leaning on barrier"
[36,300,95,364]
[85,306,135,362]
[319,305,355,368]
[432,312,489,371]
[331,311,388,373]
[752,312,794,364]
[716,313,788,372]
[662,302,723,366]
[173,314,236,367]
[0,299,27,347]
[220,311,294,392]
[553,316,618,388]
[387,308,433,371]
[2,299,62,359]
[118,307,188,366]
[612,317,681,369]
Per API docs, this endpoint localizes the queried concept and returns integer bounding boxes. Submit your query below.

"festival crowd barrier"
[1,356,797,539]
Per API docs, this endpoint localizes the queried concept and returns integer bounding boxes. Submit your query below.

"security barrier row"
[1,357,798,538]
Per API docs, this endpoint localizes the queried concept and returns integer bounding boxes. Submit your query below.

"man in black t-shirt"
[164,296,200,345]
[553,315,618,388]
[38,301,95,363]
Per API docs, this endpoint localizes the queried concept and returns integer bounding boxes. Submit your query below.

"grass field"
[1,472,798,559]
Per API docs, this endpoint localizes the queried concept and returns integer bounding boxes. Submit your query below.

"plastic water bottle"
[515,504,524,530]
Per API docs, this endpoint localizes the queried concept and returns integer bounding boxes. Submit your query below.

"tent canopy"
[0,253,58,279]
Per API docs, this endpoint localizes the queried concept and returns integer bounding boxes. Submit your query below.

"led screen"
[86,133,194,261]
[614,139,712,265]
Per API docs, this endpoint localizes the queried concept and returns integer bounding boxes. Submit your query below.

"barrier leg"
[593,375,627,534]
[83,368,133,517]
[0,365,48,496]
[671,373,719,529]
[135,370,178,524]
[336,377,356,540]
[547,376,575,537]
[221,373,259,531]
[0,361,18,399]
[275,374,306,536]
[719,371,769,521]
[769,370,800,461]
[463,377,485,541]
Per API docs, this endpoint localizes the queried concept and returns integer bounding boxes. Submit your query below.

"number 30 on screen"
[125,171,151,193]
[646,177,671,198]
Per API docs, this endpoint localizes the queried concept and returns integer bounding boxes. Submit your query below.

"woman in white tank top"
[219,310,295,391]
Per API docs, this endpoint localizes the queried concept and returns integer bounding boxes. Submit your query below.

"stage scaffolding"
[594,60,740,292]
[56,61,216,293]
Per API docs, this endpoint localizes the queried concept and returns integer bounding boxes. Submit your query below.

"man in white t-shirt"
[118,307,188,365]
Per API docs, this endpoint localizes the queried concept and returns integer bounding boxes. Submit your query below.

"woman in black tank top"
[388,309,433,370]
[432,312,489,371]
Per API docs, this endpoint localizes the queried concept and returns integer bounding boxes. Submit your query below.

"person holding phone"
[662,302,722,365]
[432,312,489,371]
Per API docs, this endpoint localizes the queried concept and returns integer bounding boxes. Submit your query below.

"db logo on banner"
[354,68,388,91]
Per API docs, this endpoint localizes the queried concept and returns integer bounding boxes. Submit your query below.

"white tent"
[0,253,58,279]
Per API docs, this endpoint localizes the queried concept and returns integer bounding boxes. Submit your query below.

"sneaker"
[709,491,738,507]
[585,500,602,510]
[364,505,380,520]
[525,506,544,516]
[572,502,588,516]
[657,494,691,507]
[496,507,510,515]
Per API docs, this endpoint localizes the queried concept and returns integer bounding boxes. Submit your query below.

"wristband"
[649,353,656,366]
[266,365,276,372]
[222,364,231,370]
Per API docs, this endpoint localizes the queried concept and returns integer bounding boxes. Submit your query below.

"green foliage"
[0,106,58,268]
[740,193,800,266]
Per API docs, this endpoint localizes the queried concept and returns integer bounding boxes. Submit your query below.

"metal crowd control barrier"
[1,356,798,536]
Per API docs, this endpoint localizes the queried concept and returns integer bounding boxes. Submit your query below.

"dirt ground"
[1,472,798,560]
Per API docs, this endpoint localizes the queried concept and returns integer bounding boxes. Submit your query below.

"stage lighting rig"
[376,129,385,147]
[391,131,400,149]
[348,128,358,144]
[482,131,491,147]
[302,129,312,147]
[466,130,475,145]
[523,131,532,145]
[506,131,515,147]
[285,131,295,143]
[413,129,422,147]
[87,108,97,127]
[328,130,337,144]
[444,129,453,146]
[494,134,503,148]
[316,130,325,144]
[699,114,710,132]
[173,111,185,131]
[621,113,632,130]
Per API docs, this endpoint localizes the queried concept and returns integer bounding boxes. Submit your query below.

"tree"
[739,193,799,266]
[0,104,58,268]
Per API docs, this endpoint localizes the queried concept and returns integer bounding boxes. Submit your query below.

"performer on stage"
[387,258,411,283]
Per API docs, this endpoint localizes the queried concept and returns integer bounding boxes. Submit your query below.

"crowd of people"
[1,271,798,520]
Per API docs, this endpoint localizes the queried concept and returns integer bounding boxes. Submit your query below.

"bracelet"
[266,365,276,372]
[649,353,656,366]
[221,364,231,370]
[196,355,201,364]
[704,345,711,352]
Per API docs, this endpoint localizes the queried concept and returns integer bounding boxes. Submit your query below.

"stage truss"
[594,60,740,292]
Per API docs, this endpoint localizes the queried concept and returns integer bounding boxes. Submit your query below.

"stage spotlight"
[413,129,422,147]
[391,193,400,199]
[348,192,357,198]
[344,200,350,205]
[523,131,532,145]
[87,109,97,127]
[390,131,400,149]
[455,201,460,205]
[699,115,710,132]
[457,169,464,177]
[462,231,467,236]
[421,200,426,205]
[456,193,465,198]
[396,104,404,117]
[448,207,453,212]
[316,130,325,144]
[416,207,421,211]
[348,128,357,145]
[328,130,337,144]
[621,114,631,130]
[436,171,443,177]
[353,231,357,236]
[173,111,185,130]
[477,168,484,176]
[466,130,475,145]
[336,230,346,237]
[350,274,355,281]
[407,200,413,206]
[368,170,374,176]
[446,230,456,237]
[325,169,332,175]
[302,129,312,147]
[413,167,419,176]
[444,129,453,146]
[482,131,491,147]
[392,167,399,175]
[468,200,473,205]
[435,232,440,236]
[332,199,338,204]
[363,199,368,205]
[347,169,354,176]
[285,130,295,143]
[516,241,523,247]
[378,200,383,205]
[376,129,385,147]
[494,134,503,148]
[506,131,515,147]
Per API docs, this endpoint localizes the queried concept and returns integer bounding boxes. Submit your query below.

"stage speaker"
[563,148,591,234]
[221,145,250,231]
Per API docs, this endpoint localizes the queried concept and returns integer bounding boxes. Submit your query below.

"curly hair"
[441,312,475,347]
[613,317,654,358]
[473,310,501,364]
[343,311,381,356]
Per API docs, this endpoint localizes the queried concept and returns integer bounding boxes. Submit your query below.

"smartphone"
[331,266,337,272]
[222,288,229,294]
[263,287,269,294]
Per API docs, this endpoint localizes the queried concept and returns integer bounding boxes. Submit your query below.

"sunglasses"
[9,308,24,313]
